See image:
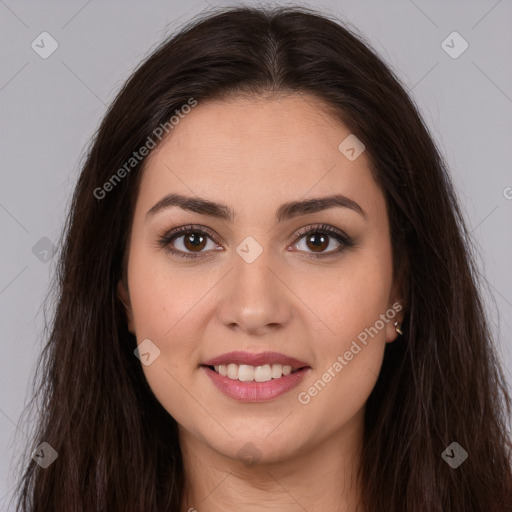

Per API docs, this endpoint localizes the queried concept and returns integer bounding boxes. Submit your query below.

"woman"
[14,5,512,511]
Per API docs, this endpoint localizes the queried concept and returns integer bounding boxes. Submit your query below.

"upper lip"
[202,351,310,368]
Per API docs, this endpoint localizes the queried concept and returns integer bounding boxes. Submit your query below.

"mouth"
[202,363,306,382]
[200,351,311,401]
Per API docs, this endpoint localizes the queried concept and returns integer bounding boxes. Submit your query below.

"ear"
[385,278,406,344]
[385,298,404,344]
[117,279,135,334]
[386,248,408,343]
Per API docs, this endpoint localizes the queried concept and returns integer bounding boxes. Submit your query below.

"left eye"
[293,231,343,255]
[159,224,352,259]
[291,224,353,258]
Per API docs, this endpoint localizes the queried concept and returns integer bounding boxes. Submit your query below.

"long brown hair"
[13,5,512,511]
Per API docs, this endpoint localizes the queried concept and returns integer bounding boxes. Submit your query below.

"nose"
[216,249,293,336]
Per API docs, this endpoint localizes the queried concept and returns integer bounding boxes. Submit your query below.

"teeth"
[254,364,272,382]
[212,363,299,381]
[238,364,254,381]
[271,364,283,378]
[227,363,238,379]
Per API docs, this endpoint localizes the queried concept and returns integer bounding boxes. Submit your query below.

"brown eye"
[159,223,353,260]
[304,233,330,253]
[292,224,354,258]
[182,232,208,252]
[159,225,220,259]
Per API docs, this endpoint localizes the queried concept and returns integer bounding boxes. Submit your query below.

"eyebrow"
[145,192,367,222]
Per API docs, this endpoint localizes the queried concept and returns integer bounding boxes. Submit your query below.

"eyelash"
[157,223,354,260]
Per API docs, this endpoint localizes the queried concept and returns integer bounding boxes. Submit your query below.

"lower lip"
[202,365,311,402]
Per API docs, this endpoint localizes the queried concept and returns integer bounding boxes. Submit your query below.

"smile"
[209,363,301,382]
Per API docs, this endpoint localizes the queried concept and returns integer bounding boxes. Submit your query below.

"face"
[119,94,403,465]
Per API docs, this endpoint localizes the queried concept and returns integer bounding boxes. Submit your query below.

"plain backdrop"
[1,0,511,508]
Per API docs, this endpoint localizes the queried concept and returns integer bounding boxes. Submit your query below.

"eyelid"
[160,224,223,245]
[293,223,350,241]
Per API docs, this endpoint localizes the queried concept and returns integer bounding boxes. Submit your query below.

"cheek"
[128,242,207,339]
[126,246,209,426]
[293,246,393,411]
[294,295,390,433]
[302,250,393,352]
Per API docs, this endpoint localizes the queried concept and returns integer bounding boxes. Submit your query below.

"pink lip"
[202,366,311,402]
[202,351,309,368]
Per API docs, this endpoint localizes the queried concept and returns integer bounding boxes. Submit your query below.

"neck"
[178,411,366,512]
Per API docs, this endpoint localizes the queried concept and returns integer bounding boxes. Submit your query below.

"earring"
[118,295,129,309]
[394,321,403,335]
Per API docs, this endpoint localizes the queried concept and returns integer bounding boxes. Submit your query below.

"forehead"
[137,94,383,221]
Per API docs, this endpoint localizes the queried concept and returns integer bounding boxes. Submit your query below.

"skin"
[118,93,403,512]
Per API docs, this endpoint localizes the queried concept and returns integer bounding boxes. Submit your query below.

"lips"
[201,351,311,402]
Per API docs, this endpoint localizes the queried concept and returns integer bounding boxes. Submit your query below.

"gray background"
[1,0,511,508]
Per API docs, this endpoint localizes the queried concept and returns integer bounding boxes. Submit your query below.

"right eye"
[158,225,222,259]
